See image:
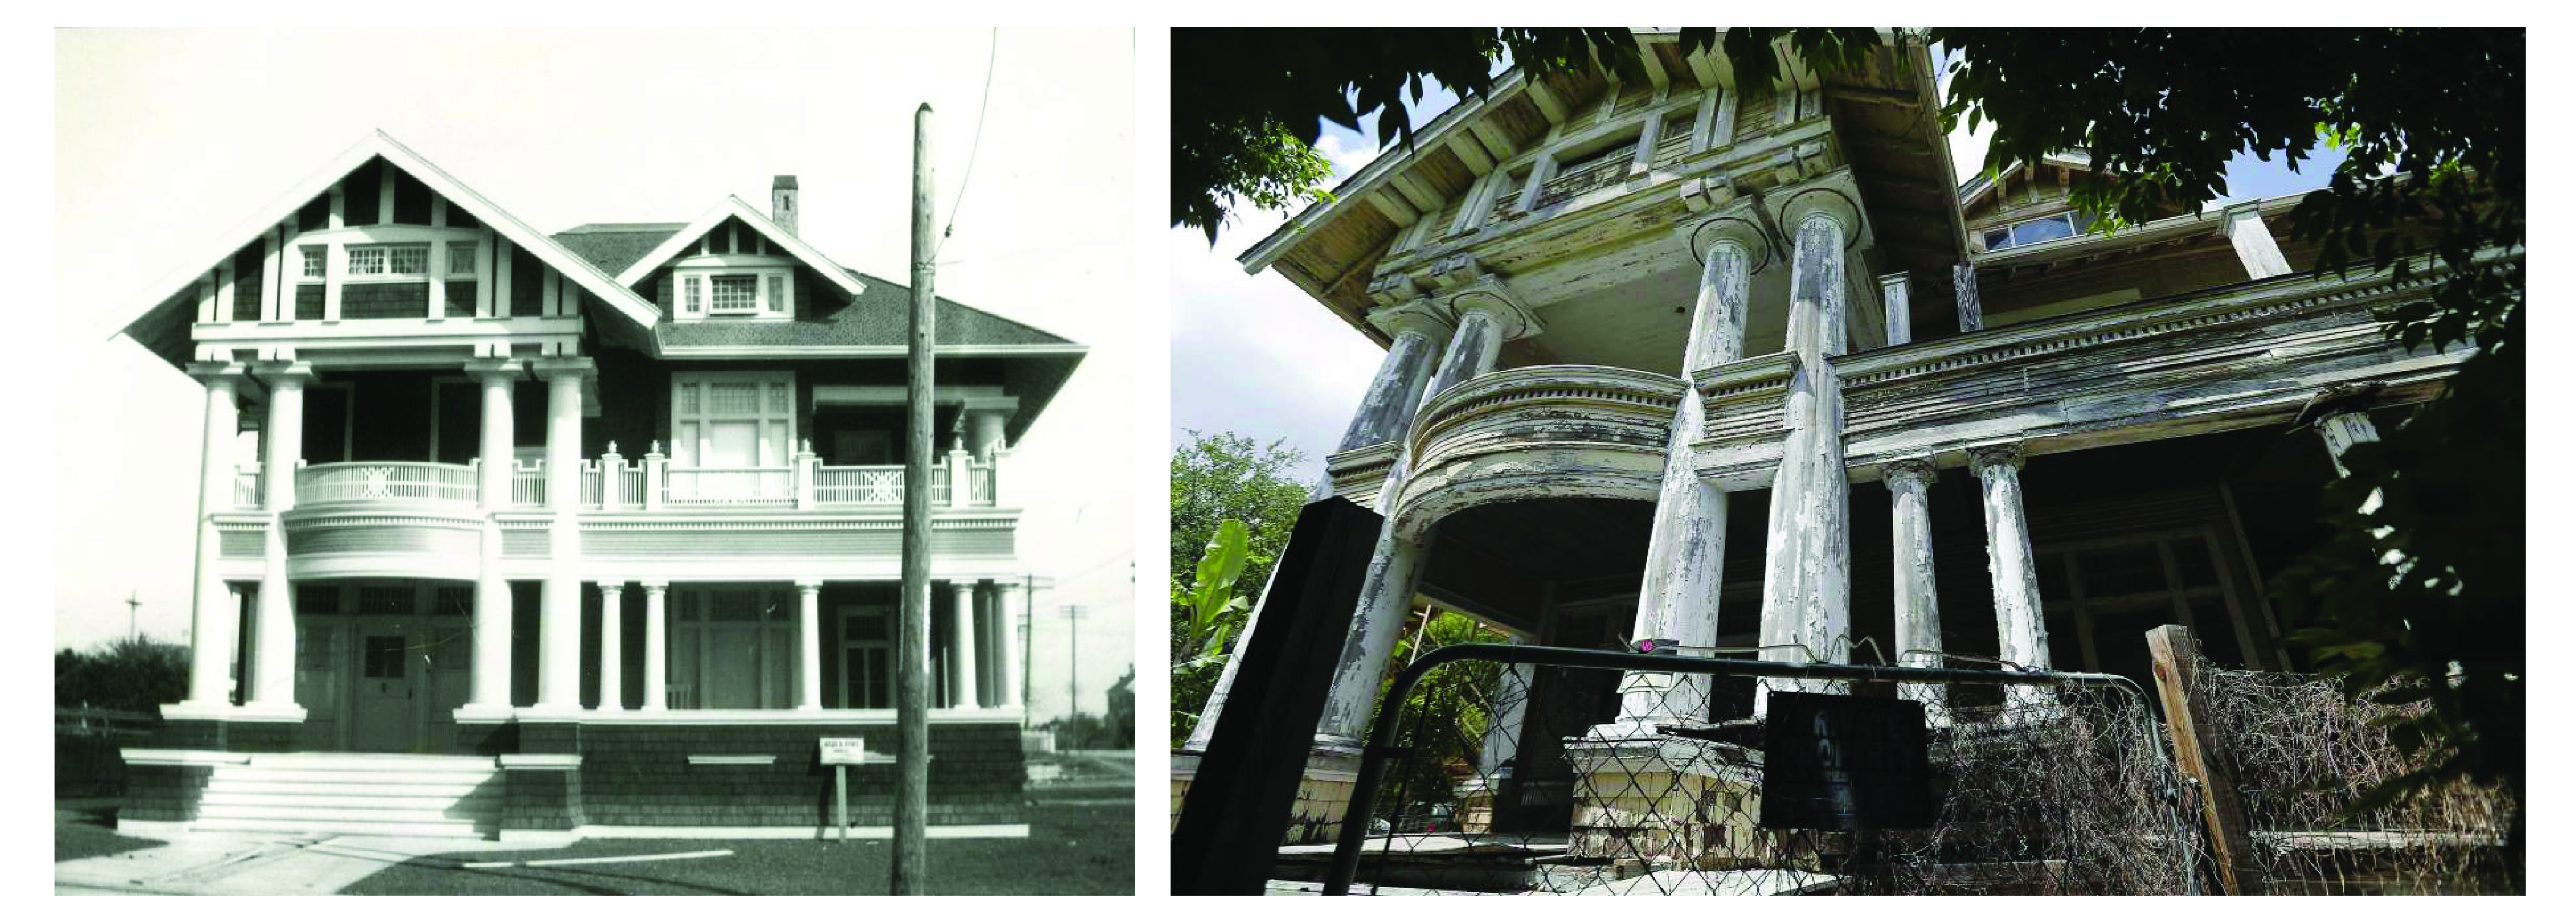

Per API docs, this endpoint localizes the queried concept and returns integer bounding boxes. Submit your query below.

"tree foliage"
[1171,28,1878,240]
[1169,430,1310,746]
[56,636,189,716]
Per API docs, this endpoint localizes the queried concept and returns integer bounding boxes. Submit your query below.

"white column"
[1879,271,1913,347]
[1182,303,1453,753]
[597,582,625,711]
[1755,194,1860,713]
[797,580,824,710]
[949,580,979,708]
[246,362,313,715]
[947,443,972,507]
[2315,409,2381,477]
[1885,457,1947,723]
[997,579,1025,707]
[533,358,592,712]
[1615,215,1761,730]
[641,582,670,710]
[1970,444,2054,713]
[174,362,246,714]
[1315,299,1525,748]
[465,360,518,713]
[2220,203,2294,279]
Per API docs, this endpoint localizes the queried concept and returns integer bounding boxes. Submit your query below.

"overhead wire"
[937,28,998,259]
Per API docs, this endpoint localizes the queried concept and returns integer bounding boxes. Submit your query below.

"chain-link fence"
[2188,658,2517,894]
[1315,644,2203,895]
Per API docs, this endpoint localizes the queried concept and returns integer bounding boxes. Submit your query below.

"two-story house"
[1174,27,2502,861]
[113,131,1084,842]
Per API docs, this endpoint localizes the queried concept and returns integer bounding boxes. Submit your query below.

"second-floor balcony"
[248,449,1002,514]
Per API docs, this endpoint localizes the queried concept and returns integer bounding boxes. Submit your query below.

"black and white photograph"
[52,26,1137,895]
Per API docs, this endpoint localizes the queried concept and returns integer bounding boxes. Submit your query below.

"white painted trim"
[613,197,867,300]
[119,749,255,766]
[498,753,583,770]
[686,754,778,766]
[96,130,662,346]
[658,344,1089,359]
[480,706,1028,726]
[570,824,1029,840]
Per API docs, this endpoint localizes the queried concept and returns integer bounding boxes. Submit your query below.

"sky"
[1171,55,2350,485]
[50,28,1137,721]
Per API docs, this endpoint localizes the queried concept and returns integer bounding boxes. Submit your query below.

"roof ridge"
[836,266,1077,346]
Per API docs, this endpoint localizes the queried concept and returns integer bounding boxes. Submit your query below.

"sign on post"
[822,737,865,842]
[1759,693,1935,830]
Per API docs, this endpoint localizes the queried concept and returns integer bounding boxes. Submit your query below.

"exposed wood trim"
[541,263,560,317]
[261,225,285,323]
[328,181,346,230]
[1635,37,1669,89]
[430,195,447,229]
[493,235,513,318]
[1710,88,1738,151]
[1445,134,1494,176]
[476,227,495,318]
[1468,120,1519,160]
[1363,191,1417,226]
[378,164,396,225]
[1525,79,1569,124]
[612,197,867,300]
[1388,172,1442,214]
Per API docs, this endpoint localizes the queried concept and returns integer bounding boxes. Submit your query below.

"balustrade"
[296,461,479,505]
[234,464,263,509]
[510,460,546,508]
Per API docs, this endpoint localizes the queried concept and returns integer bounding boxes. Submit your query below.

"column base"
[522,702,584,718]
[1289,746,1364,845]
[453,702,518,723]
[1562,734,1808,876]
[229,702,308,723]
[158,701,237,720]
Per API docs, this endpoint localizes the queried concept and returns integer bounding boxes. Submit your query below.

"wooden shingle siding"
[343,159,382,226]
[510,248,543,317]
[288,522,478,557]
[232,246,265,321]
[444,279,478,317]
[294,284,325,320]
[220,530,263,558]
[297,193,331,234]
[340,282,429,319]
[1733,86,1778,140]
[576,723,1025,828]
[391,170,434,224]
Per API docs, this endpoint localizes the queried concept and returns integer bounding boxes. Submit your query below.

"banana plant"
[1177,519,1252,663]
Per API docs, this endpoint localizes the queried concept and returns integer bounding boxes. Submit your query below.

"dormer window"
[1981,211,2088,251]
[348,243,430,278]
[672,257,796,321]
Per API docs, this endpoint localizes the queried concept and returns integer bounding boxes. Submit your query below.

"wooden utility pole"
[2146,624,2266,895]
[893,102,935,895]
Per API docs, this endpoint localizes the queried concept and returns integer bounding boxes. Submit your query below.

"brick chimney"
[771,175,799,237]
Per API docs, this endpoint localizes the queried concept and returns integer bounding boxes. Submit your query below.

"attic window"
[301,248,324,279]
[1982,212,2081,251]
[673,265,795,321]
[448,242,477,276]
[710,275,759,313]
[347,243,430,278]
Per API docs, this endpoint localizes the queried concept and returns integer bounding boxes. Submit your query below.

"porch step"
[191,816,491,838]
[196,756,503,840]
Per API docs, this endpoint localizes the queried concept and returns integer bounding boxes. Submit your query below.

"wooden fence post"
[2147,623,2267,895]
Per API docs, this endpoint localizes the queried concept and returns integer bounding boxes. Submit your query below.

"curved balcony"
[1391,365,1686,539]
[295,461,480,507]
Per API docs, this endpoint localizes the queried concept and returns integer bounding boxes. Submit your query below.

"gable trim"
[614,197,869,300]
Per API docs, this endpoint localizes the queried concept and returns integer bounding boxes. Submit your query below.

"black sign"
[1758,693,1935,830]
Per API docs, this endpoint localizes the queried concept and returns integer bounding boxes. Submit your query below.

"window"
[709,274,760,313]
[345,244,430,278]
[670,587,801,710]
[671,265,795,320]
[448,242,476,276]
[1981,212,2084,251]
[840,605,893,709]
[301,247,325,279]
[670,370,796,470]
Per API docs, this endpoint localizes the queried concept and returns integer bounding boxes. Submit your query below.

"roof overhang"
[104,130,665,348]
[613,196,869,300]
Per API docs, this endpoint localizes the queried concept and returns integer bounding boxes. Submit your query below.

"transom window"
[346,244,430,278]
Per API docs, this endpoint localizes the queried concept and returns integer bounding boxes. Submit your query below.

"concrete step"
[201,783,502,804]
[198,803,495,825]
[192,816,492,838]
[205,779,500,798]
[243,754,499,773]
[212,769,501,787]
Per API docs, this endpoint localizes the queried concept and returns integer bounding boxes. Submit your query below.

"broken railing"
[1321,643,2203,895]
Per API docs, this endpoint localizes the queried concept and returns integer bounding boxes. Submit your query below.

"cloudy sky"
[52,28,1137,721]
[1171,51,2348,485]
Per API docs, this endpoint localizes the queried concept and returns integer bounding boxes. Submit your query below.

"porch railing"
[234,463,264,509]
[296,461,479,505]
[664,466,795,506]
[510,460,546,507]
[817,465,905,504]
[968,461,995,505]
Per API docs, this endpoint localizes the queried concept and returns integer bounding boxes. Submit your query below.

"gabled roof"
[611,196,869,301]
[106,130,665,349]
[647,265,1083,354]
[555,223,690,276]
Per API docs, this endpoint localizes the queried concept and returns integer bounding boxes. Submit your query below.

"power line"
[938,28,998,256]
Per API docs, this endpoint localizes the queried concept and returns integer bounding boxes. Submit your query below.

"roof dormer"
[617,196,867,325]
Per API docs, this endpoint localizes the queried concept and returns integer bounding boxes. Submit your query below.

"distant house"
[114,131,1084,841]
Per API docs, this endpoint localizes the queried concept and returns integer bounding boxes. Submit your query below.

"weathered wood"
[894,101,934,895]
[1953,262,1982,332]
[1878,270,1912,346]
[1756,197,1857,713]
[1884,457,1944,721]
[1968,444,2051,715]
[2146,624,2268,895]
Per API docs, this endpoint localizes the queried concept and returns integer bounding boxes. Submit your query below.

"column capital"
[185,360,250,384]
[252,360,318,388]
[638,580,669,593]
[597,580,627,595]
[1774,184,1864,248]
[1437,273,1544,342]
[1365,298,1455,343]
[1883,456,1939,485]
[1966,444,2026,476]
[531,355,596,382]
[1676,207,1773,273]
[795,579,825,591]
[465,357,526,384]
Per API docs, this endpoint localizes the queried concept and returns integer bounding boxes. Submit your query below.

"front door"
[352,626,415,752]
